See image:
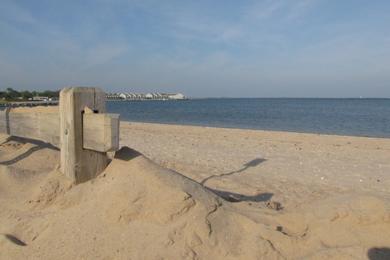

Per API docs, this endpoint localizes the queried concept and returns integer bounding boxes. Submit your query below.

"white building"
[168,93,186,100]
[106,92,187,100]
[32,96,49,101]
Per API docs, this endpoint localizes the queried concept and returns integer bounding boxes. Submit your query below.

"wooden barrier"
[0,87,120,183]
[0,107,61,146]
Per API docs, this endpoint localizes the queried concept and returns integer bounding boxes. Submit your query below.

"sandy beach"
[2,0,390,258]
[121,122,390,205]
[1,121,390,259]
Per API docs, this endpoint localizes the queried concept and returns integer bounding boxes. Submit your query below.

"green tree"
[20,91,33,100]
[5,88,20,100]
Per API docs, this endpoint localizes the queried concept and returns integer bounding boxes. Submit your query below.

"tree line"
[0,88,59,101]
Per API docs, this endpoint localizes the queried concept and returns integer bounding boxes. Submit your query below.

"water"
[107,98,390,138]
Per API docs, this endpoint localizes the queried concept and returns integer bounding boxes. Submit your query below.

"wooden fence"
[0,87,120,184]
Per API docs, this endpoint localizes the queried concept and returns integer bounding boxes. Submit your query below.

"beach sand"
[1,122,390,259]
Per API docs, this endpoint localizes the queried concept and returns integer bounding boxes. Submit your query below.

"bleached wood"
[0,88,121,183]
[59,87,108,183]
[0,108,118,152]
[83,113,120,152]
[0,107,60,146]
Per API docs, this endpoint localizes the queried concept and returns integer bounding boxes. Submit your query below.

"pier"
[0,100,59,108]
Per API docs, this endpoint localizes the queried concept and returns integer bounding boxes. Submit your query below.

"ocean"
[107,98,390,138]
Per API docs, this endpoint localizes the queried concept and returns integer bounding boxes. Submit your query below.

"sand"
[1,122,390,259]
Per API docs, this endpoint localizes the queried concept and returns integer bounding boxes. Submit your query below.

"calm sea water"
[107,98,390,138]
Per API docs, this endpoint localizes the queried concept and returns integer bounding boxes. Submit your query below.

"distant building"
[30,96,49,101]
[167,93,185,100]
[106,91,187,101]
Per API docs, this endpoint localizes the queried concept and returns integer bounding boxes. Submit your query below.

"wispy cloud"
[161,0,319,50]
[0,0,389,97]
[0,0,37,25]
[285,0,319,20]
[83,44,129,68]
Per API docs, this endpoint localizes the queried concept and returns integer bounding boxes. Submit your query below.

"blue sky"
[1,0,389,97]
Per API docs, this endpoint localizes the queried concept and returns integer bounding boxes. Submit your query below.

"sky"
[0,0,390,97]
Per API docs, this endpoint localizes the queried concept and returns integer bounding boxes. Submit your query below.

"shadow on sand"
[113,148,272,205]
[0,136,59,166]
[114,146,142,161]
[368,247,390,260]
[198,157,272,204]
[207,188,273,203]
[200,157,266,185]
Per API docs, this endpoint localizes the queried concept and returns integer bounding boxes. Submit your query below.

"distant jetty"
[0,100,59,108]
[107,92,187,101]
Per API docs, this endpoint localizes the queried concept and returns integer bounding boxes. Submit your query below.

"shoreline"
[120,120,390,140]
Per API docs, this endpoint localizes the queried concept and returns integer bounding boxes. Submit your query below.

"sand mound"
[1,140,390,259]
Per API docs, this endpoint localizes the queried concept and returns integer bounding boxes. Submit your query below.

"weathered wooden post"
[60,87,119,183]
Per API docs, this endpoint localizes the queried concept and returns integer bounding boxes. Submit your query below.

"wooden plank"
[0,107,60,146]
[83,113,120,152]
[0,107,118,151]
[0,88,121,183]
[59,87,108,183]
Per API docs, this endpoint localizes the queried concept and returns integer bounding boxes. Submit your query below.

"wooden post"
[59,87,108,183]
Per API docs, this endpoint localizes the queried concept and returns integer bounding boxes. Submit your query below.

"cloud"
[244,0,285,21]
[161,0,320,51]
[0,0,389,97]
[0,0,37,25]
[285,0,319,20]
[83,44,129,68]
